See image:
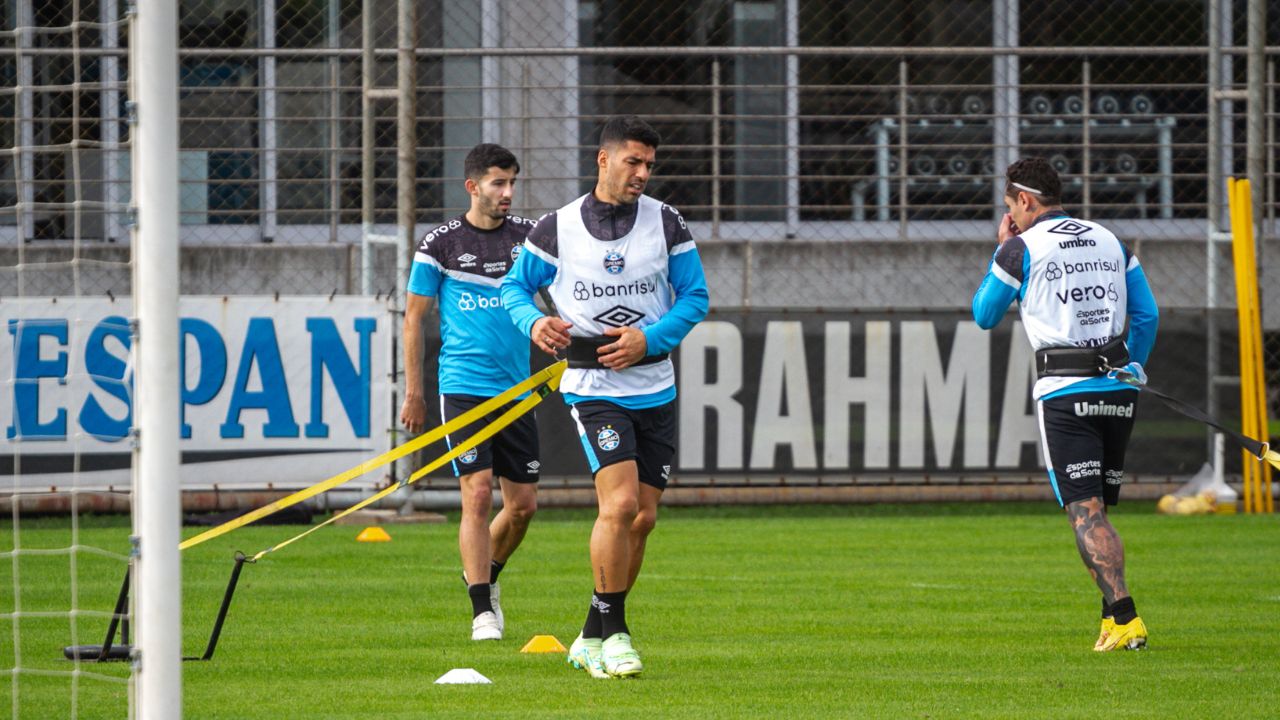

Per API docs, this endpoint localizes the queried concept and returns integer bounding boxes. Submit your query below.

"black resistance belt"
[1035,336,1129,378]
[566,335,669,369]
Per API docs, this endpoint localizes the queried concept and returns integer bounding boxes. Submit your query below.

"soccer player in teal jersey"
[401,144,540,641]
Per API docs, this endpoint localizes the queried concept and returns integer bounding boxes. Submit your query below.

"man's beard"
[482,198,509,219]
[613,179,641,204]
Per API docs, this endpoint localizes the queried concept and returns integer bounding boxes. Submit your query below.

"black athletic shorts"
[439,394,540,483]
[1037,389,1139,507]
[569,399,676,490]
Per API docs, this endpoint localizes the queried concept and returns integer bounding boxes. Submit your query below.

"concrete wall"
[4,239,1275,327]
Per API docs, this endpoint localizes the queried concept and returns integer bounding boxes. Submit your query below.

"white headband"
[1011,182,1043,195]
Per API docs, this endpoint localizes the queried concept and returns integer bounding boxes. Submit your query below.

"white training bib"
[549,194,676,399]
[1018,217,1133,398]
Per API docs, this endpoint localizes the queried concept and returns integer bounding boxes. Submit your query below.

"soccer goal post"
[132,0,183,716]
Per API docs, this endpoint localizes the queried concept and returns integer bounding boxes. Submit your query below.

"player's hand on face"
[998,212,1019,244]
[598,326,647,370]
[399,396,427,435]
[532,316,573,356]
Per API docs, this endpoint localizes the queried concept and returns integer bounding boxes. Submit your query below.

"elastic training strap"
[249,372,562,561]
[180,361,566,551]
[1110,369,1279,470]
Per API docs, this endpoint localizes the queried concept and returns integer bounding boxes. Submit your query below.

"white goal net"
[3,1,180,717]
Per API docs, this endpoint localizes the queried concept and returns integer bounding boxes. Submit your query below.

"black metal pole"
[196,552,249,661]
[96,566,131,663]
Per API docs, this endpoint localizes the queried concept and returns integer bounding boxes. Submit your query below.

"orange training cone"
[356,526,391,542]
[520,635,567,653]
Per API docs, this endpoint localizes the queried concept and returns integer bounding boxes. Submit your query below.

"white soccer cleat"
[471,611,502,641]
[462,571,503,633]
[490,581,503,632]
[601,632,643,678]
[566,633,609,679]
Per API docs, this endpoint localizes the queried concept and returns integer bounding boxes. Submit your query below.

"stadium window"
[798,1,994,223]
[578,0,724,222]
[1020,0,1214,221]
[274,0,446,230]
[179,0,260,226]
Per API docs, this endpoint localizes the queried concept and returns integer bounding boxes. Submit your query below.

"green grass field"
[4,503,1279,719]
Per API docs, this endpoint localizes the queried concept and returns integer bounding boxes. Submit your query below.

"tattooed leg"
[1066,496,1129,605]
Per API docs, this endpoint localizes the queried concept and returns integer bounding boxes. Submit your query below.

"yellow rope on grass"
[180,361,566,551]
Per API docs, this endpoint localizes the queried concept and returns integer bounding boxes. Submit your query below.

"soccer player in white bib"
[502,116,709,678]
[972,157,1159,651]
[401,144,541,641]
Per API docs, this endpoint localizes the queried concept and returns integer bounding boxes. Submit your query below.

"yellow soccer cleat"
[1093,617,1116,651]
[1095,616,1147,652]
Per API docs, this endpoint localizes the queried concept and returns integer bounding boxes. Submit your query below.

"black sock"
[1102,597,1112,619]
[582,591,603,639]
[596,591,629,638]
[490,559,505,584]
[1110,596,1137,625]
[468,583,494,618]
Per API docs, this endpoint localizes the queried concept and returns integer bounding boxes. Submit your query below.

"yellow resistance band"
[248,368,562,561]
[180,361,566,551]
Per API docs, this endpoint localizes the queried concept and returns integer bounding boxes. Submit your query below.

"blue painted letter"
[220,318,299,438]
[181,318,228,438]
[7,319,69,440]
[304,317,374,438]
[79,316,133,440]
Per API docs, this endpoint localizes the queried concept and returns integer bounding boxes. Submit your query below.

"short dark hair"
[464,143,519,180]
[1005,157,1062,205]
[599,116,661,151]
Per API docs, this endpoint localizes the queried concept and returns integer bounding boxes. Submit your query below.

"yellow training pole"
[1238,181,1274,513]
[1228,178,1259,512]
[1239,181,1273,513]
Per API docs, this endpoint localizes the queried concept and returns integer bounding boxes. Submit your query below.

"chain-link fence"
[2,0,1279,443]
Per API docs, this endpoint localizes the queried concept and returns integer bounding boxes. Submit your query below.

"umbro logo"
[1058,237,1096,249]
[526,460,540,472]
[593,305,645,328]
[458,253,477,262]
[661,465,671,480]
[1048,219,1090,236]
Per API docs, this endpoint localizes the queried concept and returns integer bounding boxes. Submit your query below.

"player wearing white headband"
[972,156,1160,652]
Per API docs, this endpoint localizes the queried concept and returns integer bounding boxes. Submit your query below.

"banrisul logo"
[603,250,625,275]
[457,292,502,311]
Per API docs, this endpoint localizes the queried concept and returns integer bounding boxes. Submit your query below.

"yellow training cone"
[520,635,567,654]
[356,526,391,542]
